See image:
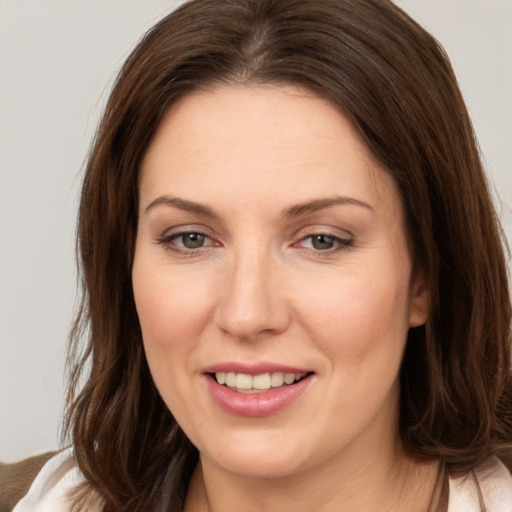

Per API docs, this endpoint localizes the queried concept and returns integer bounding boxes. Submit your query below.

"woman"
[9,0,512,510]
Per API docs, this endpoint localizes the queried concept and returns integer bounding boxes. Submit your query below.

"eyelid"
[156,223,215,238]
[292,224,354,241]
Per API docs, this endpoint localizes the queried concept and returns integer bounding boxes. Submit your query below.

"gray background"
[1,0,511,462]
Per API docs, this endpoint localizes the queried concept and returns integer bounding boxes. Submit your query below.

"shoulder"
[448,457,512,512]
[5,448,85,512]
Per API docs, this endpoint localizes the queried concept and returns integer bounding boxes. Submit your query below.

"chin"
[211,452,308,480]
[196,429,316,479]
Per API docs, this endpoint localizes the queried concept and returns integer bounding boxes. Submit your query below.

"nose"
[214,249,291,341]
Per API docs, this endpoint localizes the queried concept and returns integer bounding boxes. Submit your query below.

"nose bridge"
[215,241,289,340]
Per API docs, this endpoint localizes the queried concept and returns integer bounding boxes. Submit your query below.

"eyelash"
[154,230,354,255]
[294,233,354,254]
[155,231,216,254]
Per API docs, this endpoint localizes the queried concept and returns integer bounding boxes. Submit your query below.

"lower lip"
[205,375,312,417]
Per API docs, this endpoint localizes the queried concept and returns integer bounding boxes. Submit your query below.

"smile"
[214,372,308,393]
[204,366,314,417]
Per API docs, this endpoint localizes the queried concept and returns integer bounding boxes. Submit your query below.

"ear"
[408,270,429,327]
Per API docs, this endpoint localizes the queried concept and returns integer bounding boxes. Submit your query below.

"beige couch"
[0,452,57,512]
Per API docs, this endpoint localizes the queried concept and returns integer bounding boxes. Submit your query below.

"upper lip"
[202,362,313,375]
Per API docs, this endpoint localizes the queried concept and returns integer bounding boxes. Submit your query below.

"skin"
[132,84,435,511]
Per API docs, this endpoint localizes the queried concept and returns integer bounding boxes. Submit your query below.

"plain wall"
[0,0,511,462]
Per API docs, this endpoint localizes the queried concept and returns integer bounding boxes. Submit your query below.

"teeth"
[235,373,252,390]
[284,373,295,385]
[225,372,236,387]
[271,372,284,387]
[253,373,271,390]
[214,371,307,392]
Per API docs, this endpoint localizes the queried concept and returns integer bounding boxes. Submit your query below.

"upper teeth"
[215,372,306,392]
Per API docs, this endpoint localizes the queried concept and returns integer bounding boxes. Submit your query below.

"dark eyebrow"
[144,196,217,218]
[144,195,372,218]
[283,196,374,217]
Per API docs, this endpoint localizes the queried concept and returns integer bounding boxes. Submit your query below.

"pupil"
[183,233,204,248]
[312,235,334,250]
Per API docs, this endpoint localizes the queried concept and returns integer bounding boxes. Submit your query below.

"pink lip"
[203,362,311,375]
[203,364,314,417]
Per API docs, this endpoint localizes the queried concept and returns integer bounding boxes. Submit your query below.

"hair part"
[64,0,512,509]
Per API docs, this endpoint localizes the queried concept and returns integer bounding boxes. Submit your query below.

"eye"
[155,230,217,253]
[174,232,207,249]
[310,234,337,250]
[296,233,353,252]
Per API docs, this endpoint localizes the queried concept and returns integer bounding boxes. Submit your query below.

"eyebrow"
[282,196,374,217]
[144,194,373,218]
[144,196,217,217]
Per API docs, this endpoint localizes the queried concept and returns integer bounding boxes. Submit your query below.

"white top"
[13,449,81,512]
[13,449,512,511]
[449,461,512,512]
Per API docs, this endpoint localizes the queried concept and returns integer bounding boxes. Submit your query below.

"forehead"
[140,84,401,218]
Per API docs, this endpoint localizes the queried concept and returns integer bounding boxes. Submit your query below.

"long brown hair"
[64,0,512,510]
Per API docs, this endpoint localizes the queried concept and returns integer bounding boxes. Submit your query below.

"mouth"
[210,371,312,394]
[204,366,314,416]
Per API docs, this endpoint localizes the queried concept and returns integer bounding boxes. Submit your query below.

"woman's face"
[132,85,428,479]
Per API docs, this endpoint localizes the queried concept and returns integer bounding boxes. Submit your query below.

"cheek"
[132,257,214,362]
[296,268,412,369]
[131,255,219,424]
